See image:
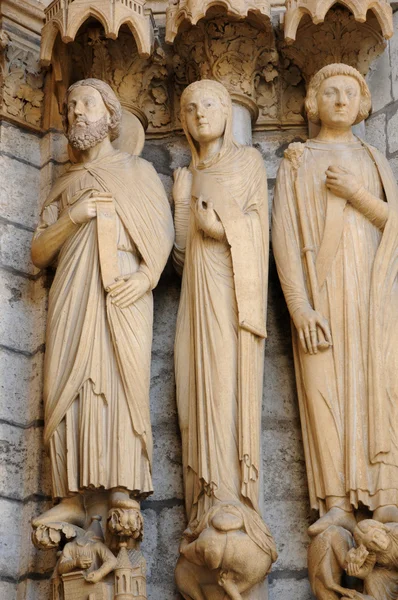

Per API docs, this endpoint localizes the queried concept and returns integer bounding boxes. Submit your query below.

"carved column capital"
[172,17,277,124]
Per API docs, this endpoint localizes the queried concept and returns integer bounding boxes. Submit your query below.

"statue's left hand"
[108,272,150,308]
[85,570,101,584]
[325,165,362,200]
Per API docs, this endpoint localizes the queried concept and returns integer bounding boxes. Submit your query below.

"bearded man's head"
[62,79,122,151]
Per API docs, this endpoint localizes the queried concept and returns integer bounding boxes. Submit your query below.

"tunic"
[34,151,174,498]
[272,140,398,513]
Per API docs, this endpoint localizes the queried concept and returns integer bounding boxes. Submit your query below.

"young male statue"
[31,79,174,538]
[272,63,398,537]
[172,79,277,599]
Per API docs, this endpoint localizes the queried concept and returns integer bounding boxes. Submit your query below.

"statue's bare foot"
[31,495,85,529]
[308,507,356,537]
[373,505,398,523]
[110,488,140,510]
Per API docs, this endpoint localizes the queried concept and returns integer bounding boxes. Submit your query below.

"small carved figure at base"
[57,516,117,583]
[175,503,277,600]
[32,521,84,551]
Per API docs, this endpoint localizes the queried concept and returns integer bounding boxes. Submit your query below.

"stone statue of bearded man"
[31,79,174,536]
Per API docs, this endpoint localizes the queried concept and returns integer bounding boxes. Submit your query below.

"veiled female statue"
[272,63,398,539]
[172,79,276,600]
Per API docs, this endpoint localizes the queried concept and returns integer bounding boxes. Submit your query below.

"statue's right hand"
[69,195,97,225]
[76,556,92,570]
[292,305,332,355]
[173,167,192,206]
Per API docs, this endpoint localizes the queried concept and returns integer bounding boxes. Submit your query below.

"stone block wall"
[0,8,397,600]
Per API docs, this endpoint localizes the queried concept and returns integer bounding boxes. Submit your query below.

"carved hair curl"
[62,79,122,141]
[305,63,371,125]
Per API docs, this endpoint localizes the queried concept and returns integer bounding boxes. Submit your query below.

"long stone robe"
[34,151,174,498]
[272,140,398,514]
[174,144,269,526]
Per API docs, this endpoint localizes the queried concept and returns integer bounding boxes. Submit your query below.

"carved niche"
[281,2,394,82]
[68,25,171,133]
[40,0,171,136]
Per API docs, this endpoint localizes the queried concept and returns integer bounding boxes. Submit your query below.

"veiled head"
[180,80,236,166]
[62,79,122,149]
[305,64,371,127]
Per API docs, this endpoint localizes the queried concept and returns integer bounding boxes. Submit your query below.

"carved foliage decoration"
[281,7,387,82]
[1,34,44,130]
[69,26,171,132]
[173,18,278,121]
[173,17,305,127]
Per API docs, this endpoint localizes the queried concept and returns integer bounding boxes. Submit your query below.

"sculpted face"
[67,86,110,150]
[364,526,390,552]
[316,75,361,129]
[183,89,226,144]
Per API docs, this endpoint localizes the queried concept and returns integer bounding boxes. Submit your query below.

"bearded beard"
[68,115,109,150]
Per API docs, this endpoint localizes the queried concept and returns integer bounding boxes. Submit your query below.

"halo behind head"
[62,78,122,142]
[305,63,372,125]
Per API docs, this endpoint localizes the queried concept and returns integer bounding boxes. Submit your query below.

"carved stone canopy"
[281,5,390,83]
[284,0,393,43]
[40,0,155,67]
[165,0,271,43]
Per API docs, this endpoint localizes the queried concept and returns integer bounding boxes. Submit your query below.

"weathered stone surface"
[263,500,310,571]
[40,131,69,167]
[0,580,17,600]
[265,257,293,356]
[0,221,39,276]
[167,137,191,171]
[0,498,23,578]
[0,123,41,168]
[263,352,298,422]
[151,424,183,501]
[0,269,47,353]
[0,347,43,425]
[141,508,158,579]
[254,130,307,179]
[365,112,387,154]
[391,11,398,101]
[269,576,313,600]
[150,346,177,426]
[0,423,51,501]
[156,505,186,586]
[367,47,392,112]
[262,426,307,502]
[388,155,398,179]
[147,582,180,600]
[17,578,52,600]
[0,155,40,230]
[387,106,398,154]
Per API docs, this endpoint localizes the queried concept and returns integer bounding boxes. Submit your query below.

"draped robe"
[34,151,174,498]
[272,140,398,514]
[174,145,269,525]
